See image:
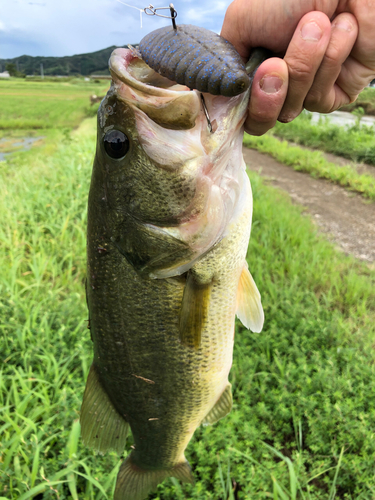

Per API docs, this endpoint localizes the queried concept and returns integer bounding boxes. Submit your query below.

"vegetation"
[271,111,375,166]
[341,86,375,115]
[1,79,375,499]
[243,133,375,200]
[0,78,108,131]
[5,63,25,78]
[0,46,129,77]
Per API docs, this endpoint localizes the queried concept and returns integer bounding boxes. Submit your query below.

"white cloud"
[182,1,231,26]
[0,0,232,59]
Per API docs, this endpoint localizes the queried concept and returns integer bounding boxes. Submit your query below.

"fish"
[80,41,264,500]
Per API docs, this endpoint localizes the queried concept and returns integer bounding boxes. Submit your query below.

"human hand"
[221,0,375,135]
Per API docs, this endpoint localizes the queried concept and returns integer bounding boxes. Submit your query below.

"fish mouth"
[110,47,191,95]
[109,48,202,130]
[106,48,251,279]
[109,48,249,133]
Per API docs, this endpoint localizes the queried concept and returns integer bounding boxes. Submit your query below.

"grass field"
[1,81,375,499]
[271,111,375,166]
[245,109,375,199]
[341,86,375,115]
[0,78,108,131]
[243,133,375,200]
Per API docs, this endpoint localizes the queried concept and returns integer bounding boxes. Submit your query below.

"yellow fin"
[172,460,195,484]
[202,383,232,426]
[236,263,264,333]
[179,272,211,349]
[80,364,129,455]
[114,453,194,500]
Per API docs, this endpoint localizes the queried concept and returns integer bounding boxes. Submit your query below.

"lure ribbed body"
[139,24,250,96]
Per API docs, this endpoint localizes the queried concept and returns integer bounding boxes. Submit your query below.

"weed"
[270,110,375,166]
[244,132,375,200]
[1,85,375,499]
[341,86,375,115]
[0,78,108,130]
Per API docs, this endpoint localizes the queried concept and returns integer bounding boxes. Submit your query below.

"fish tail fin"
[114,453,194,500]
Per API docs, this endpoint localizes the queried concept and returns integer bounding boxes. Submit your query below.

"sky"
[0,0,233,60]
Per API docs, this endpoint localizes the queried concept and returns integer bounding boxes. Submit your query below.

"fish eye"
[103,130,129,159]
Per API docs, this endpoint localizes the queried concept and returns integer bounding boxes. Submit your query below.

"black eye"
[103,130,129,159]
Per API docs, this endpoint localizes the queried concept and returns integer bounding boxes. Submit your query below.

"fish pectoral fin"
[179,271,212,349]
[115,453,194,500]
[80,364,129,455]
[236,262,264,333]
[202,383,233,426]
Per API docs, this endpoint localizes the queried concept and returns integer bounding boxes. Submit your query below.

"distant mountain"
[0,45,138,76]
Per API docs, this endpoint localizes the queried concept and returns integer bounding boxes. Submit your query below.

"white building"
[0,71,10,78]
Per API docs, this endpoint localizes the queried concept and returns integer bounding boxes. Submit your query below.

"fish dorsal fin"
[114,453,194,500]
[80,364,129,455]
[236,263,264,333]
[202,383,233,426]
[179,271,212,349]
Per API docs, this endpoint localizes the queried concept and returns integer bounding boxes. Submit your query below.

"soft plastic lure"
[139,24,251,97]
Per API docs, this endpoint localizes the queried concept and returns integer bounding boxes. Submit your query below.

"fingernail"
[333,20,353,32]
[301,21,323,41]
[259,75,283,94]
[278,113,297,123]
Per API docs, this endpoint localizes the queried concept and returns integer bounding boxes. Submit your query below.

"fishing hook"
[200,94,213,133]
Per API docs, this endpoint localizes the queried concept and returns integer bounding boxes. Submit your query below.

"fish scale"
[86,173,252,468]
[80,47,264,500]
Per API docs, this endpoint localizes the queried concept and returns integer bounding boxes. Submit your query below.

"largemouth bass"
[81,45,264,500]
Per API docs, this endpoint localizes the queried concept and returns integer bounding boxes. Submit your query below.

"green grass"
[0,78,108,130]
[270,111,375,166]
[341,86,375,115]
[1,116,375,499]
[244,133,375,200]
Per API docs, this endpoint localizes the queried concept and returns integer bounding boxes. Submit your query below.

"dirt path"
[243,147,375,263]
